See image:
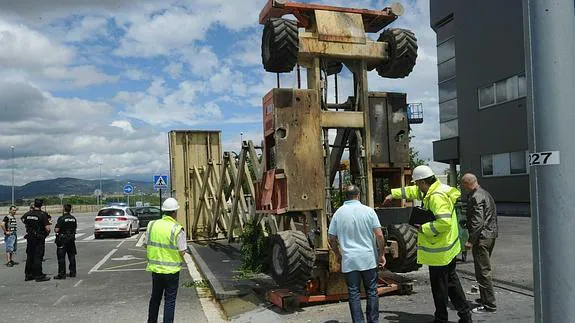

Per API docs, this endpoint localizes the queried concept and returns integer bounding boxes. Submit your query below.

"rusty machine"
[255,0,422,310]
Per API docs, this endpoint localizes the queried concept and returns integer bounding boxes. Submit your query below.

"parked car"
[94,206,139,239]
[131,206,162,231]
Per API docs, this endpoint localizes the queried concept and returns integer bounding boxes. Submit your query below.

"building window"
[518,74,526,97]
[481,151,528,177]
[437,37,455,63]
[439,78,457,103]
[478,74,526,109]
[439,99,458,122]
[438,58,456,82]
[440,119,458,140]
[481,155,493,176]
[510,151,527,174]
[479,85,495,107]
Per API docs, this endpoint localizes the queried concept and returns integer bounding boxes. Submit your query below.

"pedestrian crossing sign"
[153,175,169,189]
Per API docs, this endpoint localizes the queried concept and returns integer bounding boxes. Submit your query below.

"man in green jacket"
[384,165,472,323]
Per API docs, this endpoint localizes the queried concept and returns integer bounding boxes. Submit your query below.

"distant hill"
[0,177,157,202]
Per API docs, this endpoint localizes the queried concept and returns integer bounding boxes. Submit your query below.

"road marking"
[136,232,146,247]
[53,295,67,306]
[102,260,148,270]
[89,248,117,274]
[75,233,86,239]
[184,253,226,322]
[73,280,83,287]
[83,234,94,241]
[116,240,126,248]
[125,233,139,241]
[46,236,56,242]
[91,268,146,272]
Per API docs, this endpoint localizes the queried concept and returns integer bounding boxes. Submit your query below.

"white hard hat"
[162,198,180,211]
[412,165,435,182]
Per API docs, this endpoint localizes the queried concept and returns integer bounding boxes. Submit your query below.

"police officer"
[22,199,51,282]
[54,204,77,279]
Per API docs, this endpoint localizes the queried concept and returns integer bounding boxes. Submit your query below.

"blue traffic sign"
[154,175,169,189]
[123,185,134,195]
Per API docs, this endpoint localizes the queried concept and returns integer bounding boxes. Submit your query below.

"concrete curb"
[187,243,246,300]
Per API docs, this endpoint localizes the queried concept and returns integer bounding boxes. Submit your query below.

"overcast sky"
[0,0,446,186]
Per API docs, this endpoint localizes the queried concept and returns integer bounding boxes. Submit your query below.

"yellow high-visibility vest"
[391,180,461,266]
[146,215,184,274]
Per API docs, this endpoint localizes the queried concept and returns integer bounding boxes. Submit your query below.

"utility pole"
[523,1,575,321]
[98,163,102,207]
[10,146,14,206]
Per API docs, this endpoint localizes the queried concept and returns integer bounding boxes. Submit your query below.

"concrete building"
[430,0,529,212]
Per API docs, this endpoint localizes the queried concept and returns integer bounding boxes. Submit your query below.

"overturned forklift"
[256,0,421,309]
[168,0,423,311]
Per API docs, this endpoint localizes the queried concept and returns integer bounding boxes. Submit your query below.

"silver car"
[94,206,139,239]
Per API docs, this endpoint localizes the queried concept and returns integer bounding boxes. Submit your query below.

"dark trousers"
[429,259,472,323]
[472,238,496,309]
[57,243,77,276]
[25,239,45,278]
[148,272,180,323]
[343,268,379,323]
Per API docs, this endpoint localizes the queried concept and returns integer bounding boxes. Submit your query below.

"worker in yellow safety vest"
[145,197,187,323]
[384,165,472,323]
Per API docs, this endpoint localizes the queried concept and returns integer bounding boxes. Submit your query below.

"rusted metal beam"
[259,0,398,33]
[298,33,388,62]
[321,111,365,128]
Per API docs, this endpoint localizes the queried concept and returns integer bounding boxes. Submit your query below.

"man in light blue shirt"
[328,185,386,323]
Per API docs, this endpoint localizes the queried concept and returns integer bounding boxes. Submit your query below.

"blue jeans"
[4,233,16,253]
[148,272,180,323]
[344,268,379,323]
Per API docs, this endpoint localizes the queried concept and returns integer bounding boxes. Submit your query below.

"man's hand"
[379,255,386,269]
[383,194,394,206]
[465,242,473,250]
[413,224,422,232]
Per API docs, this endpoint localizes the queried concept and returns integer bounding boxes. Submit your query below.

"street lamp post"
[10,146,14,206]
[98,163,102,207]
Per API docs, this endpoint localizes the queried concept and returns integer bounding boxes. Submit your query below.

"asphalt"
[0,213,209,323]
[190,216,535,322]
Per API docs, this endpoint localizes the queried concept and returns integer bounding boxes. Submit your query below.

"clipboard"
[409,207,436,226]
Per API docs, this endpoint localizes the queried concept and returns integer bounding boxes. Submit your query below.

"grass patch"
[182,279,210,289]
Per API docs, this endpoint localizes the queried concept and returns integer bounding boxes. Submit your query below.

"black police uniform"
[55,212,77,278]
[22,209,50,281]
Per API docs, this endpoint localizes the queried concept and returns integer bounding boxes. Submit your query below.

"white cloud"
[65,16,108,42]
[0,19,74,68]
[111,120,136,134]
[42,65,118,87]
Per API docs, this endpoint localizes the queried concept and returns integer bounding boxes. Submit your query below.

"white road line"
[184,253,226,323]
[89,248,117,274]
[92,268,146,272]
[73,280,83,287]
[52,295,67,306]
[83,234,94,241]
[75,233,86,239]
[116,240,126,248]
[136,232,146,247]
[126,233,139,241]
[45,236,56,242]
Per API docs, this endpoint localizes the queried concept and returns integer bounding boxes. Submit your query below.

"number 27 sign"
[529,151,560,166]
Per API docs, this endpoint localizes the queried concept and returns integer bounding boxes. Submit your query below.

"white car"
[94,206,139,239]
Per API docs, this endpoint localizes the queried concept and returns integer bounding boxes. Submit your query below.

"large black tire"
[385,224,419,273]
[269,230,315,289]
[262,18,299,73]
[376,28,418,79]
